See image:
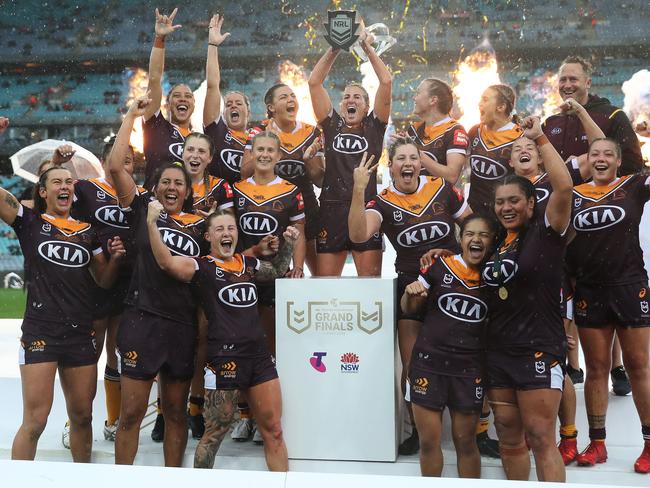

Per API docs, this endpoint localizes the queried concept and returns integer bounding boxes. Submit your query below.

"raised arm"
[203,14,230,126]
[400,279,428,317]
[0,187,20,226]
[303,136,325,187]
[109,96,150,207]
[419,151,465,185]
[524,116,572,233]
[348,153,381,243]
[287,221,306,278]
[256,225,300,281]
[146,200,197,282]
[359,30,392,123]
[308,48,339,123]
[562,98,605,145]
[144,8,181,121]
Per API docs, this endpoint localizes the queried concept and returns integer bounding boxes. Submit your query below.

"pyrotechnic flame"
[452,39,501,130]
[622,69,650,166]
[278,60,316,126]
[519,71,562,121]
[541,73,563,121]
[125,68,149,153]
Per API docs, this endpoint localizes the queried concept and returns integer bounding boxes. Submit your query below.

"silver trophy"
[350,22,396,62]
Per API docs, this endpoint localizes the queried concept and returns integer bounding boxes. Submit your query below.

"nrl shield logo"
[324,10,360,51]
[535,360,546,374]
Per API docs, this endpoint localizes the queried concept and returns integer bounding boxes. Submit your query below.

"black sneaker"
[188,413,205,439]
[611,366,631,396]
[566,365,584,385]
[398,429,419,456]
[476,431,500,458]
[151,413,165,442]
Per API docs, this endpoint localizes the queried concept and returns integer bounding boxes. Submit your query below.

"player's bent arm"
[305,155,325,188]
[539,136,573,233]
[0,188,20,226]
[290,221,306,273]
[146,216,196,282]
[363,40,392,124]
[109,111,139,207]
[400,281,427,316]
[256,240,295,282]
[89,251,120,290]
[308,48,338,123]
[348,185,380,243]
[575,105,605,145]
[240,149,255,179]
[420,152,464,185]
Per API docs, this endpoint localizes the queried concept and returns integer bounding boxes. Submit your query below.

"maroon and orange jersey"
[191,253,267,356]
[205,115,248,184]
[232,176,305,250]
[12,206,102,325]
[413,254,487,377]
[407,118,468,176]
[366,175,466,275]
[143,111,190,189]
[569,174,650,285]
[123,193,206,325]
[192,175,234,214]
[467,122,523,212]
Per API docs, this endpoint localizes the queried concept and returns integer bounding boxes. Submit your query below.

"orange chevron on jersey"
[229,128,248,146]
[234,177,299,205]
[573,175,633,201]
[375,176,445,216]
[261,119,317,154]
[477,123,523,150]
[168,211,204,228]
[203,253,246,275]
[440,255,481,289]
[193,175,229,203]
[41,214,91,236]
[410,119,460,146]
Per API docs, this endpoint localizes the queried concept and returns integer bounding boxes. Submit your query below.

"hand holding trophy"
[323,10,396,61]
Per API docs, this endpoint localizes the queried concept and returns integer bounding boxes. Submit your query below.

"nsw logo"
[239,212,279,236]
[95,205,129,229]
[310,352,327,373]
[220,149,243,173]
[340,352,360,373]
[333,133,368,154]
[276,160,306,179]
[482,259,518,286]
[218,283,258,308]
[437,293,488,323]
[397,221,451,248]
[573,205,625,232]
[38,241,91,268]
[470,155,508,180]
[159,227,200,257]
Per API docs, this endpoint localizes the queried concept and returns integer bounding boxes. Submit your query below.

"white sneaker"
[62,420,70,449]
[253,425,263,445]
[103,419,118,441]
[231,418,253,442]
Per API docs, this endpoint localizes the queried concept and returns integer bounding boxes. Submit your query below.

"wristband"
[208,43,219,47]
[154,36,165,49]
[535,134,550,146]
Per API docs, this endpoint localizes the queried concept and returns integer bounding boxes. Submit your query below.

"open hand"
[208,14,230,46]
[352,152,377,190]
[155,7,181,37]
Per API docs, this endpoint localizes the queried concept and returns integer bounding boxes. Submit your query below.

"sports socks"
[238,402,251,419]
[560,424,578,440]
[189,395,204,417]
[476,411,490,435]
[104,366,121,425]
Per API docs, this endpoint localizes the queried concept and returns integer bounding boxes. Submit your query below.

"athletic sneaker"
[558,437,578,465]
[61,420,70,449]
[476,431,501,458]
[566,365,584,385]
[576,441,607,466]
[231,418,254,442]
[188,413,205,439]
[151,413,165,442]
[611,366,632,396]
[634,443,650,473]
[398,429,419,456]
[253,425,263,445]
[103,420,118,441]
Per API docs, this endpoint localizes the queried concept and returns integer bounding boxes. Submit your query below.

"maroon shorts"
[117,307,197,381]
[574,281,650,328]
[407,364,484,413]
[204,354,278,391]
[19,317,96,367]
[487,350,564,391]
[316,201,383,253]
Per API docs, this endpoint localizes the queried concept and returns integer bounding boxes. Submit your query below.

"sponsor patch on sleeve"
[453,130,469,147]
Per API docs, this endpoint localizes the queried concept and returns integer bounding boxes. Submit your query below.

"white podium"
[276,278,398,462]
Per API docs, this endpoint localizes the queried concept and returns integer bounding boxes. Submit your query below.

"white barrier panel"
[276,278,397,462]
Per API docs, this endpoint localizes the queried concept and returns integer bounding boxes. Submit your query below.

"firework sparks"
[124,68,149,153]
[622,69,650,166]
[278,60,316,126]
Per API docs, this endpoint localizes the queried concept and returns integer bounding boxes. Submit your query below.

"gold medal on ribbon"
[498,287,508,300]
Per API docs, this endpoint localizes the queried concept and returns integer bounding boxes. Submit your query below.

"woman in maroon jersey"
[1,167,124,462]
[308,27,392,277]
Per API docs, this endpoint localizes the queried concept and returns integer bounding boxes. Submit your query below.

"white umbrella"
[10,139,104,183]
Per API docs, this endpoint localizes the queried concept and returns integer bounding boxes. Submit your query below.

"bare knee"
[68,407,93,428]
[419,435,440,455]
[163,402,187,426]
[584,357,611,380]
[452,430,477,455]
[259,419,284,444]
[119,403,146,430]
[22,415,48,442]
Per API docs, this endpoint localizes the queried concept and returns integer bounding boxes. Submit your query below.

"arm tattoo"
[256,240,294,281]
[194,389,239,469]
[587,414,606,429]
[4,191,18,210]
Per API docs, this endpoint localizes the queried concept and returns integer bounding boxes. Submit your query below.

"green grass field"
[0,288,26,319]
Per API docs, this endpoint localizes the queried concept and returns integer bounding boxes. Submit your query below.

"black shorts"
[574,281,650,328]
[117,307,197,381]
[257,281,275,308]
[93,276,130,320]
[560,274,574,321]
[316,201,383,253]
[397,272,425,322]
[204,354,278,390]
[407,364,484,413]
[302,190,321,241]
[19,318,97,367]
[487,349,564,391]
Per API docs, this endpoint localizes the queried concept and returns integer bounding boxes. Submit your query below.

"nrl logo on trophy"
[323,10,360,51]
[287,299,383,335]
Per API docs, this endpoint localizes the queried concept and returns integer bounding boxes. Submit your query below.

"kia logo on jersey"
[38,241,91,268]
[573,205,626,231]
[535,187,550,204]
[158,228,200,257]
[470,155,508,180]
[482,259,519,286]
[169,142,184,160]
[95,205,129,229]
[218,282,258,308]
[333,133,369,154]
[220,149,243,172]
[239,212,279,236]
[396,221,451,248]
[437,293,487,323]
[276,160,305,179]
